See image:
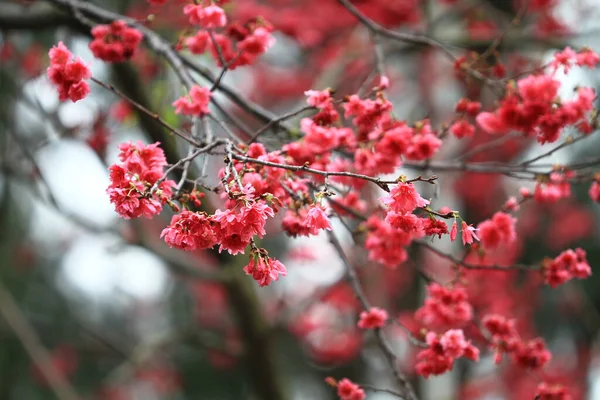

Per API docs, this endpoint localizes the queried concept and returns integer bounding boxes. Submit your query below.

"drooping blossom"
[243,254,287,287]
[460,221,479,245]
[543,247,592,287]
[161,210,217,251]
[415,283,473,329]
[335,378,366,400]
[357,307,388,329]
[173,85,211,116]
[380,182,429,214]
[183,4,227,27]
[477,212,517,250]
[47,42,91,102]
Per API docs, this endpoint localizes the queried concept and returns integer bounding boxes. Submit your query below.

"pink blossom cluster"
[415,283,473,329]
[450,98,481,139]
[533,171,573,203]
[173,85,212,116]
[482,314,552,370]
[415,329,480,378]
[162,190,274,255]
[477,212,517,251]
[335,378,366,400]
[182,3,276,69]
[477,75,596,144]
[380,182,430,235]
[543,247,592,287]
[536,382,573,400]
[357,307,388,329]
[550,47,600,73]
[107,142,175,219]
[184,4,227,28]
[243,253,287,287]
[47,42,91,102]
[89,21,143,62]
[281,205,332,237]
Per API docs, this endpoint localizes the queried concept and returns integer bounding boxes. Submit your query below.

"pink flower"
[243,255,287,287]
[550,46,577,72]
[173,85,211,116]
[47,42,91,103]
[576,48,600,68]
[415,283,473,329]
[184,4,227,27]
[380,182,429,214]
[304,89,332,108]
[212,209,252,255]
[365,216,411,268]
[450,221,458,241]
[89,21,143,62]
[543,248,591,287]
[384,211,423,234]
[106,142,174,219]
[186,31,210,54]
[449,119,475,139]
[476,111,507,134]
[357,307,388,329]
[460,221,479,245]
[416,330,479,378]
[239,201,275,238]
[477,212,517,250]
[536,382,572,400]
[336,378,366,400]
[161,210,217,251]
[303,205,332,235]
[504,196,520,211]
[238,27,275,56]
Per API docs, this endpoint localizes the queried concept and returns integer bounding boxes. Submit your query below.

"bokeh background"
[2,0,600,399]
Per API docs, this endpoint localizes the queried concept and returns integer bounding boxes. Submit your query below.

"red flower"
[357,307,388,329]
[89,21,143,62]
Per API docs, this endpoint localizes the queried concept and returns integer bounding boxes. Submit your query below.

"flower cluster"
[476,75,596,144]
[184,4,227,28]
[243,250,287,287]
[107,142,174,219]
[415,283,473,329]
[47,42,91,102]
[415,329,479,378]
[281,205,332,237]
[331,378,366,400]
[364,216,411,268]
[89,21,143,62]
[380,182,430,235]
[482,314,552,370]
[543,247,592,287]
[550,47,600,73]
[533,171,573,203]
[182,3,276,69]
[450,98,481,139]
[173,85,212,116]
[536,382,572,400]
